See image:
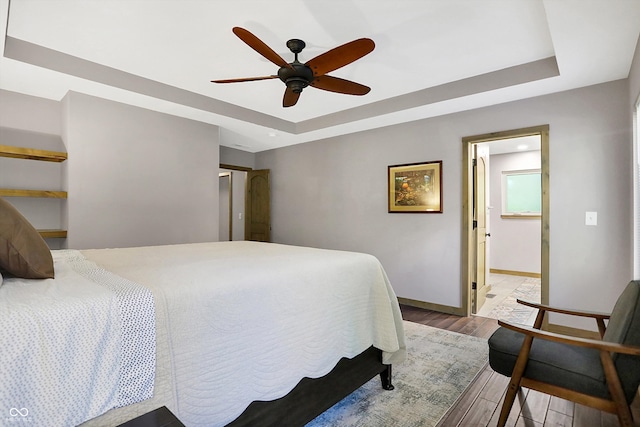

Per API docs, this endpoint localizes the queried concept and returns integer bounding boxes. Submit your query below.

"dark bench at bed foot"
[117,406,185,427]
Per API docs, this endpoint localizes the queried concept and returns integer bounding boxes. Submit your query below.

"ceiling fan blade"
[211,75,278,84]
[232,27,294,70]
[283,87,300,107]
[310,75,370,95]
[305,38,375,76]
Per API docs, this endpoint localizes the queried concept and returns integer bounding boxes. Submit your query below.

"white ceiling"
[1,0,639,153]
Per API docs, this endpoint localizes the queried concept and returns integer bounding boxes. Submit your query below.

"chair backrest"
[604,280,640,344]
[602,280,640,402]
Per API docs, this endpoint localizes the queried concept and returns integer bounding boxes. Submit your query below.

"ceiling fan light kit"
[212,27,375,107]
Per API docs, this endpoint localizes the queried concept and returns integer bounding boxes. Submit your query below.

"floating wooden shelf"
[0,144,67,162]
[38,229,67,238]
[0,189,67,198]
[1,143,68,241]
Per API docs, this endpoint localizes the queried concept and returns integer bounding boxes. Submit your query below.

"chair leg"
[497,334,535,427]
[600,351,635,427]
[498,380,520,427]
[615,408,635,427]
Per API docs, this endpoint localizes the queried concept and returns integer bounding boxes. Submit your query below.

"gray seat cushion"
[488,327,609,399]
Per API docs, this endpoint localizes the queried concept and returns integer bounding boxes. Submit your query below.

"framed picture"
[388,161,442,213]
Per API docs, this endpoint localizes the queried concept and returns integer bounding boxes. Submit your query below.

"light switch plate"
[585,211,597,226]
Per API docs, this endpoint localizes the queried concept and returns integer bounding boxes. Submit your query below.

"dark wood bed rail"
[226,346,393,427]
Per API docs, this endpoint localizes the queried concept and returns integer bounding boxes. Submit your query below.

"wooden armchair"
[488,280,640,426]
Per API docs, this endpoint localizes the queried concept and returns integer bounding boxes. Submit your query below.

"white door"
[473,151,488,313]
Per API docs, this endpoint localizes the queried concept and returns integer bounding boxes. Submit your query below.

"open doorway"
[461,125,549,320]
[219,172,232,241]
[218,168,247,241]
[474,136,542,324]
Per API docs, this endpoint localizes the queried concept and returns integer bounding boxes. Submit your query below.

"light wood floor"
[399,304,640,427]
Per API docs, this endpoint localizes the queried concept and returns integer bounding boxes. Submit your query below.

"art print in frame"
[388,161,443,213]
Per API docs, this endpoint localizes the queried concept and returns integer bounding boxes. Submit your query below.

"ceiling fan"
[211,27,375,107]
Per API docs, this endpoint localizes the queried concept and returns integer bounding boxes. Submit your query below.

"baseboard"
[490,268,541,279]
[546,323,601,339]
[398,297,466,316]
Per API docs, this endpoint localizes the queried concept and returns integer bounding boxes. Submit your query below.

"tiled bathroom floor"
[475,273,541,326]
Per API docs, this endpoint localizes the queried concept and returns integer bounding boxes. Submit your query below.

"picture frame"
[388,160,443,213]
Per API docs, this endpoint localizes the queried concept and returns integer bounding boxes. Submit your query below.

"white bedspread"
[0,250,155,427]
[81,241,406,427]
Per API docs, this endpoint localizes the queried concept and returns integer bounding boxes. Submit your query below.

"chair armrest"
[516,299,611,320]
[497,319,640,356]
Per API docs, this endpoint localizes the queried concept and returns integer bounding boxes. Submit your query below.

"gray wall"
[62,92,220,249]
[0,90,61,135]
[257,79,633,328]
[220,145,256,170]
[0,89,220,250]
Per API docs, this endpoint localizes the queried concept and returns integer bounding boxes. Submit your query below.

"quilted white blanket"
[80,241,406,427]
[0,250,155,427]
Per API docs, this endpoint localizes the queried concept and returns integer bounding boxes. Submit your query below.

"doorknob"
[485,233,491,237]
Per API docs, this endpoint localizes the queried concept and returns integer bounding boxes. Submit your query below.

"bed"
[0,199,406,427]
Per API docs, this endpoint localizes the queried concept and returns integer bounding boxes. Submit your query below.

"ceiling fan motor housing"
[278,63,314,93]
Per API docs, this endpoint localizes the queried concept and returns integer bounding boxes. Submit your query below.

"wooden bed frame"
[226,346,394,426]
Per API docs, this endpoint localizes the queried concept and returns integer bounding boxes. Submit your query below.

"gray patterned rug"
[306,321,488,427]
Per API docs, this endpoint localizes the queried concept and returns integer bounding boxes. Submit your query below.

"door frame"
[461,125,549,316]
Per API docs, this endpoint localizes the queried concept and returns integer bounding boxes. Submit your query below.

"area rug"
[306,321,488,427]
[485,277,541,324]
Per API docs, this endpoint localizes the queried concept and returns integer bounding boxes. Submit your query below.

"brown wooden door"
[245,169,270,242]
